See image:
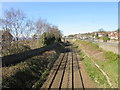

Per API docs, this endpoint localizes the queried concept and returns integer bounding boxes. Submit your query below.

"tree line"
[0,8,62,56]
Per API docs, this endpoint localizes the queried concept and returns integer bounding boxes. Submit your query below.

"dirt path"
[41,45,95,89]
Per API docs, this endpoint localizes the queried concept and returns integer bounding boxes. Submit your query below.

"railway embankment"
[2,42,65,88]
[73,39,118,88]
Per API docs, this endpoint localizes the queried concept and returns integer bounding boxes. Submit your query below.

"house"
[0,31,3,44]
[0,31,3,50]
[2,30,13,42]
[95,30,119,40]
[0,29,14,48]
[108,31,118,40]
[97,32,105,37]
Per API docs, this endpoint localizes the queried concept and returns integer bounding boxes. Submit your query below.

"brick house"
[0,29,14,49]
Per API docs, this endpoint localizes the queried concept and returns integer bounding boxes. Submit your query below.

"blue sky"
[1,2,118,36]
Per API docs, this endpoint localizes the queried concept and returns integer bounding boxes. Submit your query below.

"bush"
[9,44,31,55]
[103,37,110,42]
[2,49,59,88]
[104,51,118,61]
[40,32,61,46]
[78,40,99,49]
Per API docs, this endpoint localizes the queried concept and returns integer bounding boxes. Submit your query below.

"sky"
[1,2,118,36]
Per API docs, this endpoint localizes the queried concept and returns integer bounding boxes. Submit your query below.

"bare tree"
[1,8,63,53]
[1,19,13,55]
[25,19,35,43]
[36,18,46,35]
[3,8,26,49]
[98,28,105,33]
[51,25,62,41]
[43,23,52,33]
[35,18,46,47]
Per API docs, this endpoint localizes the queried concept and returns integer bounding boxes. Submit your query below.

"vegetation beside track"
[73,39,118,88]
[2,42,65,88]
[79,50,110,88]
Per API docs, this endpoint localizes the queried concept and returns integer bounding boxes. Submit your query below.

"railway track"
[41,45,85,89]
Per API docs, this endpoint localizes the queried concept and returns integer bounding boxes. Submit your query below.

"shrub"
[2,49,59,88]
[103,37,110,42]
[104,51,118,61]
[40,31,61,46]
[9,44,31,55]
[77,40,99,49]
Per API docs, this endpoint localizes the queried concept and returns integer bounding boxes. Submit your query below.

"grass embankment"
[2,42,65,88]
[79,50,110,88]
[18,40,43,49]
[2,40,42,56]
[73,39,118,88]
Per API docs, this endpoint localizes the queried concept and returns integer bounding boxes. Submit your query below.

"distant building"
[108,31,118,40]
[97,32,105,37]
[95,31,119,40]
[0,31,3,44]
[76,33,81,38]
[2,30,13,42]
[0,29,14,48]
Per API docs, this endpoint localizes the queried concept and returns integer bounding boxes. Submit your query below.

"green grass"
[104,51,119,61]
[97,51,119,87]
[73,40,118,88]
[79,51,110,88]
[74,39,99,50]
[32,68,49,88]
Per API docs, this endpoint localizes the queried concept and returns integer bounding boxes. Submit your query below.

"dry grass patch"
[2,50,59,88]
